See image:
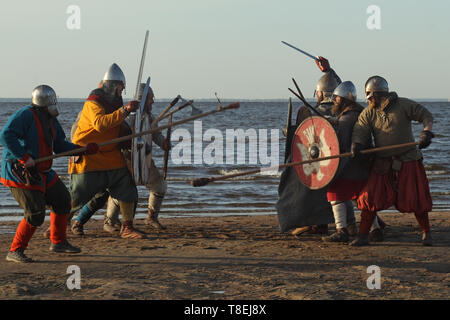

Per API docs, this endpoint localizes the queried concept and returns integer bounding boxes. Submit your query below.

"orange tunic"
[68,99,128,174]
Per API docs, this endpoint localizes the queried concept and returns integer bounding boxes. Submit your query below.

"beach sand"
[0,212,448,300]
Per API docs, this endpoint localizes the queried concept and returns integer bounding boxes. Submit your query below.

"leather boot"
[103,216,121,234]
[322,228,349,243]
[121,221,146,239]
[71,220,84,236]
[145,208,166,230]
[369,228,384,242]
[349,233,370,246]
[347,223,357,237]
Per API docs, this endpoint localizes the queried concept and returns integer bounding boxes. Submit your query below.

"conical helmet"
[103,63,126,88]
[365,76,388,100]
[332,81,357,101]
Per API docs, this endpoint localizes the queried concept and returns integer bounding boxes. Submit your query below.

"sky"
[0,0,449,100]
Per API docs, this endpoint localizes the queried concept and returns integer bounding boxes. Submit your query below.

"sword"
[281,41,318,61]
[133,30,150,100]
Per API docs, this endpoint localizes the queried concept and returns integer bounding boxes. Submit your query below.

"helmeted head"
[31,85,59,117]
[137,82,155,113]
[102,63,126,98]
[137,82,154,101]
[331,81,356,115]
[365,76,388,101]
[315,72,341,104]
[332,81,357,102]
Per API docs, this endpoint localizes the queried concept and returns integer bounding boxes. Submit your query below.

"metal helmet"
[102,63,126,88]
[31,85,57,107]
[137,82,154,101]
[332,81,357,101]
[365,76,388,100]
[31,85,59,117]
[315,72,341,96]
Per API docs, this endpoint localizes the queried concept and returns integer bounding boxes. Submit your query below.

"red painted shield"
[291,116,340,189]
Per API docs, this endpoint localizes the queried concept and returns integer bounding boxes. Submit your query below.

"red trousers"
[327,178,366,202]
[357,160,432,213]
[357,160,432,234]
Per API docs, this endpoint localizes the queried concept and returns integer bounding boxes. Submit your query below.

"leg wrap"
[331,201,347,229]
[148,192,165,216]
[50,212,69,244]
[106,197,121,222]
[10,218,37,252]
[119,201,135,222]
[74,204,94,225]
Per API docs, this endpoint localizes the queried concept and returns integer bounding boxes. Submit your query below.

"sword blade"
[281,41,318,61]
[133,30,150,100]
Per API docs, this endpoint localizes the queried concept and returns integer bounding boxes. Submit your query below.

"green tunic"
[352,92,433,161]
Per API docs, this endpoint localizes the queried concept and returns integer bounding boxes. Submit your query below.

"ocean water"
[0,99,448,222]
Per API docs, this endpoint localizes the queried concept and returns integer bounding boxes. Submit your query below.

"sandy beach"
[0,212,448,300]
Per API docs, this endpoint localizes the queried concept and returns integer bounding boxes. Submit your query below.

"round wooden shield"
[291,116,340,189]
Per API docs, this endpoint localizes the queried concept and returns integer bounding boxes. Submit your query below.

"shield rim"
[291,115,340,190]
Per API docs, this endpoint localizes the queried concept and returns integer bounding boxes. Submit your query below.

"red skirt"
[357,160,432,214]
[327,178,366,201]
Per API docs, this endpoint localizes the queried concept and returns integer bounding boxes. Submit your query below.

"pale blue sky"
[0,0,449,99]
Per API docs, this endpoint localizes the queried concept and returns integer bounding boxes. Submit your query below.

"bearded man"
[350,76,434,246]
[69,63,144,239]
[321,81,384,242]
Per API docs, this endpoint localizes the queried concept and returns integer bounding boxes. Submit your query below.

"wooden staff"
[160,100,194,120]
[151,96,181,127]
[162,113,173,180]
[190,141,419,187]
[35,102,240,164]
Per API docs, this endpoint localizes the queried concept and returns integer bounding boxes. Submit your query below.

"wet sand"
[0,212,448,300]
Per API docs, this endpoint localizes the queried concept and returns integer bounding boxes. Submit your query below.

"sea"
[0,98,448,225]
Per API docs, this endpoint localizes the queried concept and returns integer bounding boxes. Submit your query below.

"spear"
[190,141,420,187]
[34,102,240,164]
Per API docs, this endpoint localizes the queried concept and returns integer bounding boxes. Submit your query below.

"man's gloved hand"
[124,100,139,113]
[418,130,435,149]
[315,56,330,72]
[75,143,99,155]
[86,142,100,155]
[23,157,35,168]
[351,142,364,158]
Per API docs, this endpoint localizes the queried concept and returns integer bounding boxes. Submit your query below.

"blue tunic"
[0,105,77,192]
